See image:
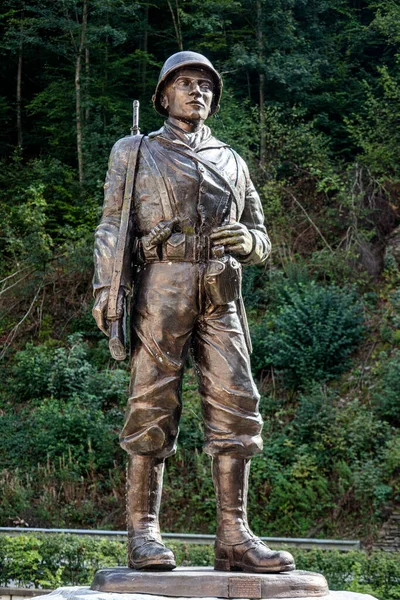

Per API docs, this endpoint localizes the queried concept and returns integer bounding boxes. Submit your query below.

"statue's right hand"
[143,217,179,247]
[92,288,110,337]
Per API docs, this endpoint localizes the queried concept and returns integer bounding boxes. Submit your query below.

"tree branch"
[0,284,43,360]
[284,188,334,252]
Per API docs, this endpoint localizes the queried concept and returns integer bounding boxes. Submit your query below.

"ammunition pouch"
[164,233,186,260]
[204,255,241,306]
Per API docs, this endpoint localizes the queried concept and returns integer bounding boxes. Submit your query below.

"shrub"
[7,333,129,406]
[371,350,400,426]
[252,282,365,387]
[291,384,336,446]
[294,548,400,599]
[0,535,400,599]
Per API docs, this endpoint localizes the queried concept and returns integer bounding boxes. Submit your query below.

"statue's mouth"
[187,101,205,108]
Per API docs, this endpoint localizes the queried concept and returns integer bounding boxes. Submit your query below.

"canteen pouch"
[204,255,241,306]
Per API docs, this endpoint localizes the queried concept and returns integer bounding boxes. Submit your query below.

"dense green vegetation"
[1,534,400,599]
[0,0,399,547]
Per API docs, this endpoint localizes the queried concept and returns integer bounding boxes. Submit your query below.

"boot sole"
[215,558,295,573]
[130,558,176,571]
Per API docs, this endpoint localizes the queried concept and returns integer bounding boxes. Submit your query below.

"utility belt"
[139,232,242,307]
[140,232,213,263]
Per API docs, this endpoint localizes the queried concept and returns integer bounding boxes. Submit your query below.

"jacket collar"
[148,120,229,152]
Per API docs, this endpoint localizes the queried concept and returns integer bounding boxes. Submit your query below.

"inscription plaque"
[229,577,262,599]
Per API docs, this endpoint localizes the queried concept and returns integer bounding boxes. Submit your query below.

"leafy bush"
[291,385,336,446]
[0,334,130,528]
[7,333,128,406]
[295,548,400,599]
[1,535,400,600]
[0,534,126,588]
[246,387,397,536]
[252,282,365,387]
[346,63,400,180]
[0,334,129,474]
[371,350,400,426]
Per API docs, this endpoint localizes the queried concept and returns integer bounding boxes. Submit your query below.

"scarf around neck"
[164,120,213,151]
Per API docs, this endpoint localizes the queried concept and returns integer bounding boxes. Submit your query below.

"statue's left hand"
[210,223,253,257]
[92,288,110,337]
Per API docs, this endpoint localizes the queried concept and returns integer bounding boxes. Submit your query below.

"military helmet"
[152,51,222,118]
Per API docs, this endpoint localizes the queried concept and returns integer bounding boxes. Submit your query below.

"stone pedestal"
[91,567,328,598]
[31,565,378,600]
[33,586,378,600]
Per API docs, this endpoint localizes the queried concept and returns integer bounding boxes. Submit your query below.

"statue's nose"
[189,82,202,96]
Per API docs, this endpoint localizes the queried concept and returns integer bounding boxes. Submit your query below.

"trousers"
[119,261,263,459]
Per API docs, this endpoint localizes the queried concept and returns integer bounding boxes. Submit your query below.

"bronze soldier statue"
[92,51,295,575]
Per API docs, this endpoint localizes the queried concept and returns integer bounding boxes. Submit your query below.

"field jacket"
[93,121,271,294]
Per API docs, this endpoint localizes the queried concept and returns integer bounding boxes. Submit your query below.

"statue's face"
[161,68,214,122]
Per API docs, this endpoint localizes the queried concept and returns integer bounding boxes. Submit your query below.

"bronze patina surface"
[91,567,330,599]
[92,50,295,574]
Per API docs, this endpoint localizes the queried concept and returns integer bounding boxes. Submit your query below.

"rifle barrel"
[131,100,140,136]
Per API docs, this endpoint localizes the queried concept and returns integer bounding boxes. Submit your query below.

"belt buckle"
[198,235,202,262]
[194,233,210,262]
[204,235,210,261]
[199,234,207,262]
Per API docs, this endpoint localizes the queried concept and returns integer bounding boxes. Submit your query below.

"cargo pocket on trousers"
[164,233,186,260]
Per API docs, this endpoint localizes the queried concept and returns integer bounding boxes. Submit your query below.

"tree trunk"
[167,0,183,50]
[17,39,23,148]
[102,8,109,130]
[142,3,149,93]
[175,0,183,51]
[246,70,251,102]
[259,71,265,165]
[75,0,87,189]
[257,0,266,165]
[16,10,24,149]
[103,39,108,129]
[85,46,90,123]
[75,53,84,187]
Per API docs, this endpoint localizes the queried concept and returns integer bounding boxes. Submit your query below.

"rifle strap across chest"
[107,134,144,320]
[156,137,240,220]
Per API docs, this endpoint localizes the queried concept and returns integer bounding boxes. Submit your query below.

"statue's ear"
[160,93,169,111]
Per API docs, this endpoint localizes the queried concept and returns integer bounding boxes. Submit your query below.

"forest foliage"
[0,0,399,544]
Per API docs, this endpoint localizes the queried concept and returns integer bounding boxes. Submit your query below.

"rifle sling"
[156,137,240,218]
[107,134,144,320]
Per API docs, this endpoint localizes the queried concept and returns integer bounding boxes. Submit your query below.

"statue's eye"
[176,78,191,88]
[200,82,212,92]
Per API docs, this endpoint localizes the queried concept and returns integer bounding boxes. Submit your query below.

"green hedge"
[0,534,399,599]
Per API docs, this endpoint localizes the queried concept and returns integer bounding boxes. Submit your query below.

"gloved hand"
[142,217,179,249]
[92,287,125,337]
[92,288,110,336]
[210,223,253,257]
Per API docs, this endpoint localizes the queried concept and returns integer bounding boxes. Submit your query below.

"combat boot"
[213,455,295,573]
[126,455,176,570]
